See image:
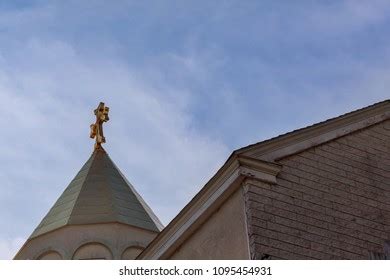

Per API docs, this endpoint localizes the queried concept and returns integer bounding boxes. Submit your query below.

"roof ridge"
[29,150,97,239]
[108,156,164,231]
[67,149,100,224]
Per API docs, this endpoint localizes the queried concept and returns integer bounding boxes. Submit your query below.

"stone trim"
[33,247,66,260]
[71,241,113,260]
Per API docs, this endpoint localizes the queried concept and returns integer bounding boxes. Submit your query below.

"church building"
[15,100,390,259]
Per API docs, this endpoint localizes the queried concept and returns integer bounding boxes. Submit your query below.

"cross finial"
[90,102,110,150]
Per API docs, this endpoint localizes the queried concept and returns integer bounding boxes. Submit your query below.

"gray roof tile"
[29,148,163,239]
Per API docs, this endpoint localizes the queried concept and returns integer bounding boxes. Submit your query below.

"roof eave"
[238,99,390,161]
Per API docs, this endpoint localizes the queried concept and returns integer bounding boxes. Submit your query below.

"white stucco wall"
[169,188,250,259]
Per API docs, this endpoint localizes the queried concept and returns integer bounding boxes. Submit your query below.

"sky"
[0,0,389,259]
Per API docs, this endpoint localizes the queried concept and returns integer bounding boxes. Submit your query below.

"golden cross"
[90,102,110,149]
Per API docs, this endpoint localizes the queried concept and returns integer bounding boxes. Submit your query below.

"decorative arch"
[72,242,113,260]
[121,245,145,260]
[36,250,63,260]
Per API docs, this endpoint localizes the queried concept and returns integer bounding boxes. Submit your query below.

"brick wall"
[244,120,390,259]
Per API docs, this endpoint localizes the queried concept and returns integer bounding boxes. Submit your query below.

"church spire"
[14,102,163,259]
[90,102,110,150]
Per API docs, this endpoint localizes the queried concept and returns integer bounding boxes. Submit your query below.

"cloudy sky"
[0,0,389,259]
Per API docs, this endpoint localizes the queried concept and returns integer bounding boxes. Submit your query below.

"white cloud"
[0,35,230,258]
[0,237,25,260]
[1,0,390,260]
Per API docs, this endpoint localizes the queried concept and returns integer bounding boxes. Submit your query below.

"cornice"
[237,155,281,183]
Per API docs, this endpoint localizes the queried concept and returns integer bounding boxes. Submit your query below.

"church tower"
[14,102,163,260]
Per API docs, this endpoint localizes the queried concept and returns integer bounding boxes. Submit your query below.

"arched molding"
[121,245,145,260]
[118,240,147,253]
[35,249,63,260]
[72,242,113,260]
[70,236,115,257]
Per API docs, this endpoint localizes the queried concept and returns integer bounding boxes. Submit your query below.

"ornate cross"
[90,102,110,149]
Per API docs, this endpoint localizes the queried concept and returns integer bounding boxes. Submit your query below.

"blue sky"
[0,0,389,259]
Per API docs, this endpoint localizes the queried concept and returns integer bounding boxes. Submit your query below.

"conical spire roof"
[30,148,163,239]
